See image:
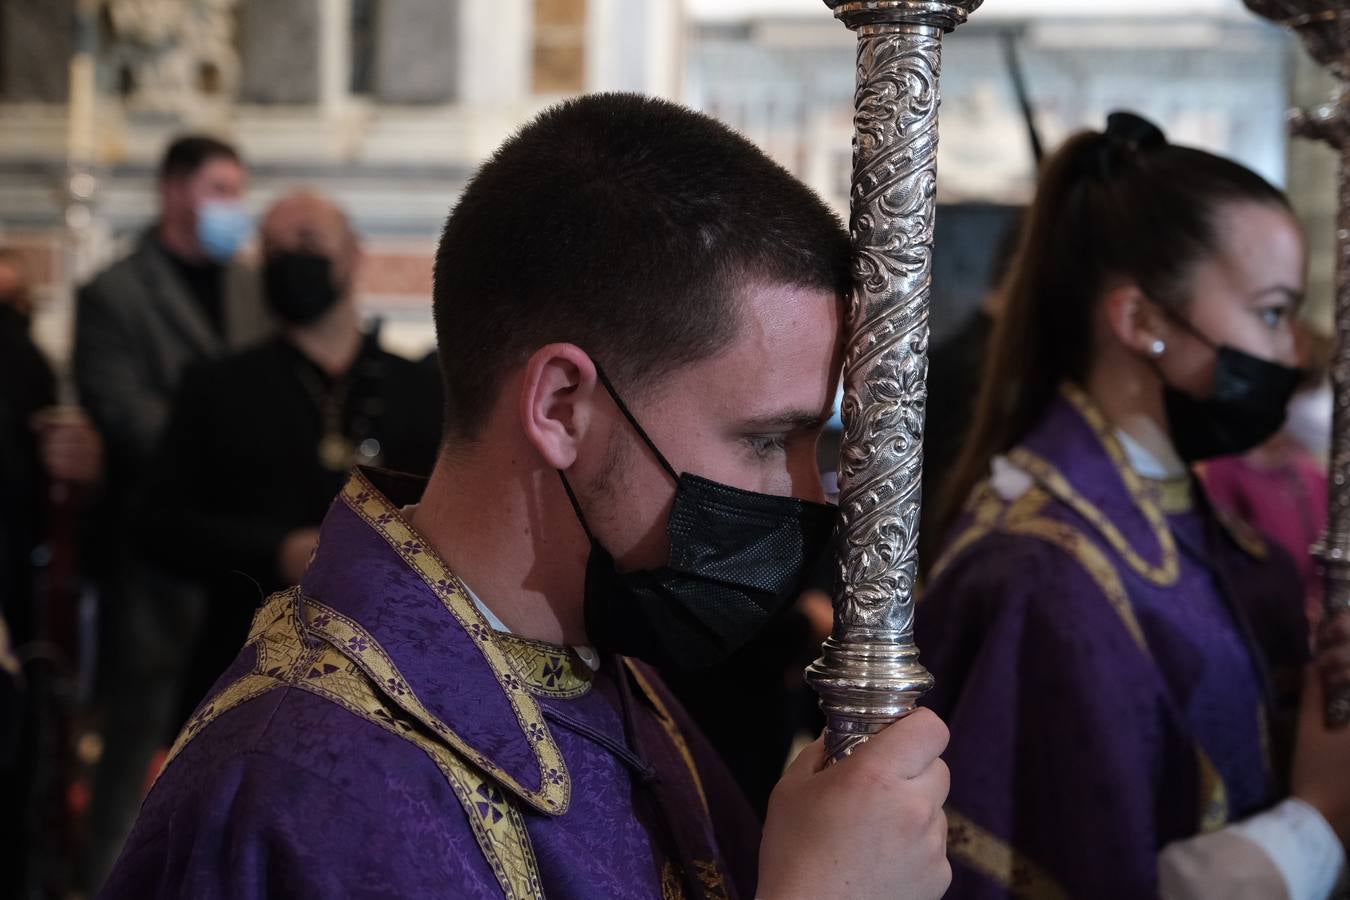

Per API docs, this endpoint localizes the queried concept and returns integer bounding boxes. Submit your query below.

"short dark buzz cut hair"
[432,92,851,442]
[158,134,241,182]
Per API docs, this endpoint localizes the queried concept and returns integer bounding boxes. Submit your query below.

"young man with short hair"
[103,95,951,900]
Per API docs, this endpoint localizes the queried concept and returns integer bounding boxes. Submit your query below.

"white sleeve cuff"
[1229,797,1346,900]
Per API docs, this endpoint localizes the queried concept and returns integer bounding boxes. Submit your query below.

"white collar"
[1115,429,1186,480]
[400,506,601,671]
[459,581,601,672]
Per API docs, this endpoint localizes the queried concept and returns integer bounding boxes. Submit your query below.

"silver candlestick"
[806,0,982,760]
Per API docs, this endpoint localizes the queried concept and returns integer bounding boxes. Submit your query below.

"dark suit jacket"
[138,334,444,725]
[73,230,270,477]
[73,231,271,681]
[0,316,56,636]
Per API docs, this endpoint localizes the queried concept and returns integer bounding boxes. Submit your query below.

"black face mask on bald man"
[560,366,837,672]
[263,251,340,326]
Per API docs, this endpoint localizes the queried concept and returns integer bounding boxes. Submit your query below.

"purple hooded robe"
[917,386,1309,899]
[101,468,760,899]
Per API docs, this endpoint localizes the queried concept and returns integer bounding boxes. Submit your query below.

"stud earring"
[1149,339,1166,357]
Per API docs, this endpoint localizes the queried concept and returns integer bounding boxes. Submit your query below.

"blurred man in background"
[73,134,270,888]
[0,248,59,632]
[140,190,442,729]
[0,245,104,696]
[0,247,104,894]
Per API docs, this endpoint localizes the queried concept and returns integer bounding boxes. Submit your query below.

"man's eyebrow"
[739,410,831,431]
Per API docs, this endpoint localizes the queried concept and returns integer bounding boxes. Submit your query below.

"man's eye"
[743,435,788,460]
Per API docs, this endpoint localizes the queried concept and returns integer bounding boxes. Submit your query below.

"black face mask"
[0,302,30,336]
[1160,316,1302,462]
[563,367,837,672]
[263,252,340,325]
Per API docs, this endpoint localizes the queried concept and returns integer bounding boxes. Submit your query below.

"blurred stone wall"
[0,0,682,368]
[0,0,73,102]
[686,13,1291,341]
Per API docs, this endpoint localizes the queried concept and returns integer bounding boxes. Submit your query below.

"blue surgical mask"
[196,200,251,262]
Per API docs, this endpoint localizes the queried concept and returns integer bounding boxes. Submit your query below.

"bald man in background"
[139,191,443,728]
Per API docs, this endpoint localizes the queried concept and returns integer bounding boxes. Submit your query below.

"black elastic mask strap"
[593,364,679,483]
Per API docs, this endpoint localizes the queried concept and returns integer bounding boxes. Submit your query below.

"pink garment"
[1202,448,1328,625]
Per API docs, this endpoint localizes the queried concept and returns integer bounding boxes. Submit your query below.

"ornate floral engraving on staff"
[1243,0,1350,727]
[806,0,982,759]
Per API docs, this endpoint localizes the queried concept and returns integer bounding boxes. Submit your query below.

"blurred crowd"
[2,133,833,897]
[1,135,451,894]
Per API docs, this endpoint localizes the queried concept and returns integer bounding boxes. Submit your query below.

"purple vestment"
[101,469,759,899]
[917,386,1309,899]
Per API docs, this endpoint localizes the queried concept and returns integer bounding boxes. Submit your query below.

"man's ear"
[518,343,601,470]
[338,241,363,298]
[159,176,185,217]
[1102,281,1169,358]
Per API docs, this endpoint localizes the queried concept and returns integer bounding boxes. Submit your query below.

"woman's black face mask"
[1157,312,1302,463]
[561,367,837,672]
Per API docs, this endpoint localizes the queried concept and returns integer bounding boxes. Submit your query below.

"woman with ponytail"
[918,113,1350,898]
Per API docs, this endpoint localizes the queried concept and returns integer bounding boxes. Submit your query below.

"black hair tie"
[1087,110,1168,181]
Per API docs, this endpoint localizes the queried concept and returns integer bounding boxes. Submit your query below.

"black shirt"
[139,333,443,723]
[0,309,56,632]
[158,236,226,336]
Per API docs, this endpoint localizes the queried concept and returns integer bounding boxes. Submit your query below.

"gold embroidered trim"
[340,473,570,814]
[164,673,278,773]
[930,502,1161,742]
[928,484,1007,585]
[0,619,20,679]
[625,661,711,818]
[304,596,569,814]
[164,589,546,899]
[163,589,308,773]
[660,860,731,900]
[661,861,686,900]
[1023,383,1180,586]
[497,634,594,699]
[928,386,1238,836]
[928,522,994,586]
[928,484,1048,586]
[297,648,545,899]
[1009,446,1180,588]
[1006,483,1051,522]
[623,663,734,899]
[1196,748,1231,832]
[947,809,1070,899]
[1004,516,1150,656]
[1212,507,1269,559]
[937,513,1237,833]
[692,861,731,900]
[1138,475,1194,515]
